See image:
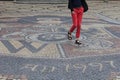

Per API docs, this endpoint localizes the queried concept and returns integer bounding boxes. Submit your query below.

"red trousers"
[69,7,84,38]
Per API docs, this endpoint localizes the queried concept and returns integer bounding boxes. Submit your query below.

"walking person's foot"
[68,32,72,40]
[75,39,82,45]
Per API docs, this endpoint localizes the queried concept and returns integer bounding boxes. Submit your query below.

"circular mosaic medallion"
[25,33,87,43]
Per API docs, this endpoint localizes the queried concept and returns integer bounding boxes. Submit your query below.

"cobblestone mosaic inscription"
[0,54,120,80]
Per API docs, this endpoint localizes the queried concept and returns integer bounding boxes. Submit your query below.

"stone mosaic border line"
[96,13,120,25]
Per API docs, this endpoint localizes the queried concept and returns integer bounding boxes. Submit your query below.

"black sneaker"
[68,32,72,40]
[75,40,82,45]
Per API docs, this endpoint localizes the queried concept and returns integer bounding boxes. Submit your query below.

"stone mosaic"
[0,1,120,80]
[0,15,120,59]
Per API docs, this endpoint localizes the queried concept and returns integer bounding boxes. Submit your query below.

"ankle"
[75,40,80,42]
[68,31,71,34]
[76,38,80,41]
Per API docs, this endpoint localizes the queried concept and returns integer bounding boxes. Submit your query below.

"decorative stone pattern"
[0,15,120,58]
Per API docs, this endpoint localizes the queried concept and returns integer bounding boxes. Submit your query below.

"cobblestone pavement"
[0,1,120,80]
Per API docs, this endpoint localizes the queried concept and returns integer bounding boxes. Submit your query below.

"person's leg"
[69,11,77,33]
[68,10,78,40]
[75,7,84,45]
[76,7,84,39]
